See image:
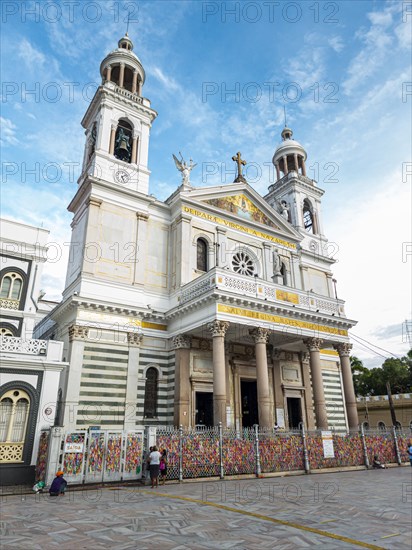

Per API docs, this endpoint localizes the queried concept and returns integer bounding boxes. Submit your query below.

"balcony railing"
[0,336,47,355]
[0,298,19,310]
[179,267,345,316]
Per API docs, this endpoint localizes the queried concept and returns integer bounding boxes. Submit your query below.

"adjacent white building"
[0,219,67,484]
[34,34,358,437]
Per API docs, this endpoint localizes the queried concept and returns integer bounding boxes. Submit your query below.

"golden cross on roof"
[232,151,247,183]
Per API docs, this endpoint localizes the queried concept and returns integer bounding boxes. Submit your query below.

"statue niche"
[114,120,133,163]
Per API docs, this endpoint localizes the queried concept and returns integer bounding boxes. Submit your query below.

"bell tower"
[265,126,325,239]
[79,33,157,194]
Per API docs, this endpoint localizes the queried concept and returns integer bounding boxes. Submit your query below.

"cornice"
[166,290,356,332]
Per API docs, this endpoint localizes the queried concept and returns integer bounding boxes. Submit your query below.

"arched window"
[303,200,314,233]
[0,389,30,462]
[362,421,369,431]
[114,120,133,163]
[123,67,134,92]
[143,367,158,419]
[196,238,208,272]
[377,421,386,431]
[0,272,23,301]
[394,421,402,430]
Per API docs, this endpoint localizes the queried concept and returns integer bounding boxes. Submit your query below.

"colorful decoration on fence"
[365,432,397,464]
[260,434,304,472]
[125,433,143,474]
[105,433,122,473]
[35,431,50,482]
[63,433,85,475]
[397,433,412,462]
[87,432,105,473]
[157,430,180,480]
[223,431,255,475]
[183,430,220,478]
[306,432,364,469]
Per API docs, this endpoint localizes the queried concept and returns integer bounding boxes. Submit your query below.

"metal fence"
[36,425,411,484]
[156,425,411,481]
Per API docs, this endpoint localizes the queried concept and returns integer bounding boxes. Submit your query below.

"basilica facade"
[36,34,359,433]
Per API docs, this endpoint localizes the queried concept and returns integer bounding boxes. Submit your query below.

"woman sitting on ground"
[49,471,67,496]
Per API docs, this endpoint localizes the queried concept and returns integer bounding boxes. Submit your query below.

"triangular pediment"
[176,183,301,242]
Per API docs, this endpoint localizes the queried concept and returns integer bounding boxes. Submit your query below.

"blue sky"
[1,0,411,368]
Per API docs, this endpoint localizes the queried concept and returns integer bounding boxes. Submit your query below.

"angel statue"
[173,152,197,186]
[276,199,290,221]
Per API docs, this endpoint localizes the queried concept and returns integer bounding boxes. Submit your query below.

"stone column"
[272,349,283,426]
[131,134,138,164]
[109,124,116,155]
[300,352,316,429]
[64,325,89,430]
[282,155,288,175]
[250,327,273,428]
[275,162,280,181]
[301,158,307,176]
[304,338,327,429]
[119,63,125,88]
[334,343,359,429]
[208,321,229,427]
[124,332,143,430]
[294,153,299,172]
[106,65,112,82]
[172,335,192,427]
[132,70,138,93]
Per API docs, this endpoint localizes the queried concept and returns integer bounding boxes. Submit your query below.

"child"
[49,471,67,496]
[372,455,386,469]
[159,449,167,485]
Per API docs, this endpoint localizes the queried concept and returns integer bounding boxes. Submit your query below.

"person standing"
[408,441,412,467]
[148,445,162,488]
[159,449,168,485]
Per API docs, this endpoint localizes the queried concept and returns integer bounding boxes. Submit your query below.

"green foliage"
[350,350,412,396]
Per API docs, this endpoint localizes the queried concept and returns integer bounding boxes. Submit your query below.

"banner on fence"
[321,431,335,458]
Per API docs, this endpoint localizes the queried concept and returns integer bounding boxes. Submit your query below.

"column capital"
[334,342,353,357]
[272,348,282,360]
[208,320,229,338]
[172,334,192,349]
[250,327,269,344]
[304,337,323,352]
[88,197,102,208]
[120,62,125,67]
[68,324,89,342]
[127,332,143,346]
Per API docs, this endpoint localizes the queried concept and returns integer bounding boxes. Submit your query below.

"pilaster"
[124,332,143,430]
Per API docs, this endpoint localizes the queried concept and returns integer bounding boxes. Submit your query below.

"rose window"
[232,252,255,276]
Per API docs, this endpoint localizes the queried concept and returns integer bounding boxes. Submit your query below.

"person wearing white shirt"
[148,445,162,488]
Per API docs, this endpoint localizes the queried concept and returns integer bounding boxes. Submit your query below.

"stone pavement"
[1,467,411,549]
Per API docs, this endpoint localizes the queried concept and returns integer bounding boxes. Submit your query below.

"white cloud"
[328,36,344,53]
[0,117,19,145]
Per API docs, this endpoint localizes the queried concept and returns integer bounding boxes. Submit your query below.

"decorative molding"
[304,337,323,352]
[68,324,89,342]
[172,334,192,349]
[249,327,269,344]
[207,320,229,338]
[334,342,353,357]
[300,351,310,364]
[272,348,282,360]
[127,332,143,346]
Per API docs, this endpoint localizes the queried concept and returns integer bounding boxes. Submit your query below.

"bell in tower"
[114,122,132,163]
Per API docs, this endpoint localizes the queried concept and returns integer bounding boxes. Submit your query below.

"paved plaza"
[1,468,411,549]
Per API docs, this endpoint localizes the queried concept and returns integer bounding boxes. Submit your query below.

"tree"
[350,350,412,396]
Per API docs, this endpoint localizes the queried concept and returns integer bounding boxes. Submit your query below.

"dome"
[271,126,309,181]
[99,35,146,94]
[272,127,307,165]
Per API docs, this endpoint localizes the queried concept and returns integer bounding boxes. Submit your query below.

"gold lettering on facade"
[217,304,348,336]
[183,206,296,250]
